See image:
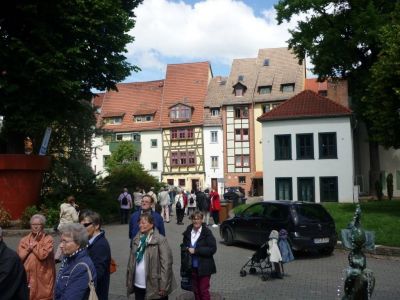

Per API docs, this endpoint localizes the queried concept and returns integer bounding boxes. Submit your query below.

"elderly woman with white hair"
[55,223,97,300]
[17,214,56,300]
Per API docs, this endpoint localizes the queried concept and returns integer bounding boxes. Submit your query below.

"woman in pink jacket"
[209,189,221,228]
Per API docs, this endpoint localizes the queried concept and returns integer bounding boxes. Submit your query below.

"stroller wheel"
[249,267,256,274]
[240,270,247,277]
[261,275,268,281]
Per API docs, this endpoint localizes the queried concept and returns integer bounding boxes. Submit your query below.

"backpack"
[189,195,194,205]
[121,194,128,206]
[176,198,182,210]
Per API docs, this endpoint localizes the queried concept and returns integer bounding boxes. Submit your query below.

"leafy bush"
[0,202,11,228]
[20,206,40,229]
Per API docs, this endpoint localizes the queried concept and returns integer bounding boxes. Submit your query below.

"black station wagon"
[220,200,337,254]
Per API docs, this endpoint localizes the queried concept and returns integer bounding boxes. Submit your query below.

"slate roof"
[204,76,227,126]
[160,62,212,128]
[257,90,352,122]
[222,48,305,105]
[98,80,164,132]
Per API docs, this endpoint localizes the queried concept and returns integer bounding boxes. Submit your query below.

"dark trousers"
[176,208,185,224]
[211,211,219,225]
[134,286,168,300]
[192,269,211,300]
[120,208,130,224]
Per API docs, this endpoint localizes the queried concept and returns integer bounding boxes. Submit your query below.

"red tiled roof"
[257,90,352,122]
[102,111,125,118]
[92,93,105,108]
[160,62,211,128]
[305,78,327,92]
[99,80,164,132]
[133,109,157,116]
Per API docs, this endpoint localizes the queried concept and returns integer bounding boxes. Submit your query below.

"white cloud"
[127,0,302,80]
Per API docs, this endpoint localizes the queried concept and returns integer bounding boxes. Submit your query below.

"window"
[320,177,338,202]
[171,151,196,166]
[262,104,271,113]
[151,162,158,170]
[258,86,272,94]
[178,179,185,186]
[104,117,122,125]
[211,131,218,143]
[275,135,291,160]
[263,204,288,221]
[296,134,314,159]
[235,128,249,141]
[167,179,174,186]
[234,107,249,119]
[171,128,194,140]
[396,170,400,190]
[238,75,244,81]
[298,177,315,202]
[280,83,295,92]
[242,203,264,218]
[151,139,157,147]
[239,176,246,184]
[276,178,292,200]
[211,156,218,168]
[235,86,243,96]
[263,59,270,66]
[235,155,250,167]
[134,115,154,122]
[319,132,337,159]
[318,90,328,97]
[211,108,220,116]
[170,104,191,122]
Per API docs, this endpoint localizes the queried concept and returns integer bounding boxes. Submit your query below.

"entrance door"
[211,178,218,191]
[192,179,199,192]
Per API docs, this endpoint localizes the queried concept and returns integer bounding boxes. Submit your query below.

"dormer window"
[233,82,247,97]
[210,108,220,116]
[263,59,270,66]
[258,86,272,94]
[134,115,154,122]
[103,116,122,125]
[170,104,192,122]
[280,83,295,92]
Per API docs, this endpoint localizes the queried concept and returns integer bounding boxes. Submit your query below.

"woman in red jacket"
[209,189,221,228]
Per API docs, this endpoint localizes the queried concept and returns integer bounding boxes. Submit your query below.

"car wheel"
[319,246,334,256]
[240,270,247,277]
[249,267,256,274]
[223,228,234,245]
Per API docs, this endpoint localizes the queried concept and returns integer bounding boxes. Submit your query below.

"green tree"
[275,0,399,195]
[105,141,140,172]
[0,0,142,153]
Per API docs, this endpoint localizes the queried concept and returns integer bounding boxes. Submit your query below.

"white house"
[258,90,354,203]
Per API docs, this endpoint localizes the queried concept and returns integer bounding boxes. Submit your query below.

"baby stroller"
[239,242,272,281]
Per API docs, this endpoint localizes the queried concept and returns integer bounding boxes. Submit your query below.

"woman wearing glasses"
[54,223,97,300]
[127,214,176,300]
[80,210,111,300]
[182,211,217,300]
[17,214,56,300]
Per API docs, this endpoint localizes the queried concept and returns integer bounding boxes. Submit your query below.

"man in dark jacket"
[182,212,217,300]
[80,210,111,300]
[0,227,29,300]
[129,194,165,240]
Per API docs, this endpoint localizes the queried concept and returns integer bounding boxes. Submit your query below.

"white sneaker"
[212,224,218,228]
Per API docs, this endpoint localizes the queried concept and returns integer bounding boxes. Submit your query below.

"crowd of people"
[0,186,224,300]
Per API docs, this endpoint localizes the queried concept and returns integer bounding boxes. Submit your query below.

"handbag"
[71,262,98,300]
[180,244,192,291]
[110,257,117,274]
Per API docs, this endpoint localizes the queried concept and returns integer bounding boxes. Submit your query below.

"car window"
[242,203,264,217]
[295,204,332,223]
[263,204,288,221]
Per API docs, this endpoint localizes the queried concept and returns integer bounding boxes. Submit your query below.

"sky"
[124,0,305,83]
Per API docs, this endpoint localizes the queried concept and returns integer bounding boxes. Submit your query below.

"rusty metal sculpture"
[341,205,375,300]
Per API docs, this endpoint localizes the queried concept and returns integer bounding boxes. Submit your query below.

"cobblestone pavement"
[5,218,400,300]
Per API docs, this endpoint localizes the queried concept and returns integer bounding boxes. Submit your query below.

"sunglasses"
[83,222,93,227]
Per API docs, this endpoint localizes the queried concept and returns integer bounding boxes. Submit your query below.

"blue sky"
[123,0,302,83]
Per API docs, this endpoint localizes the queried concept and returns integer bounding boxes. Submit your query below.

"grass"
[233,201,400,247]
[323,201,400,247]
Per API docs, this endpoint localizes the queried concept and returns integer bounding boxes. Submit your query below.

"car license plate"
[314,238,329,244]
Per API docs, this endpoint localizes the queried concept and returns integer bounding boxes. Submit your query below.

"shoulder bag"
[71,262,98,300]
